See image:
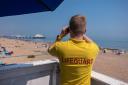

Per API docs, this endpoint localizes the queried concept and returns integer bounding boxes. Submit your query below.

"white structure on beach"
[33,34,45,38]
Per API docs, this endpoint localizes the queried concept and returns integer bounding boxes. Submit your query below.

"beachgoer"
[0,44,2,51]
[1,47,7,53]
[48,15,99,85]
[1,47,13,56]
[103,48,107,53]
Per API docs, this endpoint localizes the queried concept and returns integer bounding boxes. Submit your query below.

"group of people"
[101,47,126,55]
[0,44,13,57]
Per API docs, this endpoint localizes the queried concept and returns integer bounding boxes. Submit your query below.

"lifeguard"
[48,15,99,85]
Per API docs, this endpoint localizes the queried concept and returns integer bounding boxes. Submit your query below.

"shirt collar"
[69,38,85,43]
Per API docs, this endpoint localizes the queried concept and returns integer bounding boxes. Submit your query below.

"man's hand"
[55,26,69,42]
[60,26,70,37]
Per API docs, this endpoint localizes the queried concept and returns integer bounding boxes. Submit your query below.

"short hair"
[69,15,86,35]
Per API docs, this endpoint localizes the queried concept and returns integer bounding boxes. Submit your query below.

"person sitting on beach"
[0,44,2,52]
[1,47,13,56]
[48,15,99,85]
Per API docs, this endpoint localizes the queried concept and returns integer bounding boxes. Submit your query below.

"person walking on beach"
[48,15,99,85]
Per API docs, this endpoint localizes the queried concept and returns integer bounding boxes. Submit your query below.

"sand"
[0,38,48,57]
[0,38,128,83]
[93,51,128,83]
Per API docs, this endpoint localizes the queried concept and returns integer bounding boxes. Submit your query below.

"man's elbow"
[47,48,54,56]
[47,47,51,54]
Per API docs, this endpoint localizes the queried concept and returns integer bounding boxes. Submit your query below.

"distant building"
[33,34,46,39]
[15,35,25,39]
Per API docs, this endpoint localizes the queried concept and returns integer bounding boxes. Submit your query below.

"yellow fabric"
[48,38,99,85]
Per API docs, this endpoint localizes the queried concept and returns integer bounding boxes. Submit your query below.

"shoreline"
[1,37,128,51]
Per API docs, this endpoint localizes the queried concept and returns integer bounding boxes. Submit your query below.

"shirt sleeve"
[48,42,59,57]
[93,42,100,56]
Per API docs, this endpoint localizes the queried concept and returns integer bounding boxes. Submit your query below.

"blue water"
[95,40,128,50]
[24,37,128,51]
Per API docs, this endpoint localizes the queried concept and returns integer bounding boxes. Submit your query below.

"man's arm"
[83,35,93,43]
[48,26,69,56]
[83,35,101,51]
[55,26,69,42]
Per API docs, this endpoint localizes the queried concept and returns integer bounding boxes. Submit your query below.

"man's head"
[69,15,86,36]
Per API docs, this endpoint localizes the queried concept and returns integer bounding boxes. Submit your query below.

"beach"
[93,51,128,83]
[0,37,128,83]
[0,38,49,57]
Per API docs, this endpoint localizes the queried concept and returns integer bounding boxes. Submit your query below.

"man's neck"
[70,34,84,40]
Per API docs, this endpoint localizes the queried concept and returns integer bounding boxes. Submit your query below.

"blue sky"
[0,0,128,41]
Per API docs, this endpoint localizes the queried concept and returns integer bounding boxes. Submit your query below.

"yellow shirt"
[48,38,99,85]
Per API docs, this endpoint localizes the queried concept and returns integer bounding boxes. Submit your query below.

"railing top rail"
[0,59,128,85]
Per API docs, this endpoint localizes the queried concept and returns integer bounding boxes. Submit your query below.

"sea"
[30,37,128,51]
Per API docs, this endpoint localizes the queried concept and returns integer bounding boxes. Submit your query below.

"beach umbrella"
[0,0,64,17]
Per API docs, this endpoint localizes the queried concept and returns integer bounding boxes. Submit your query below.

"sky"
[0,0,128,41]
